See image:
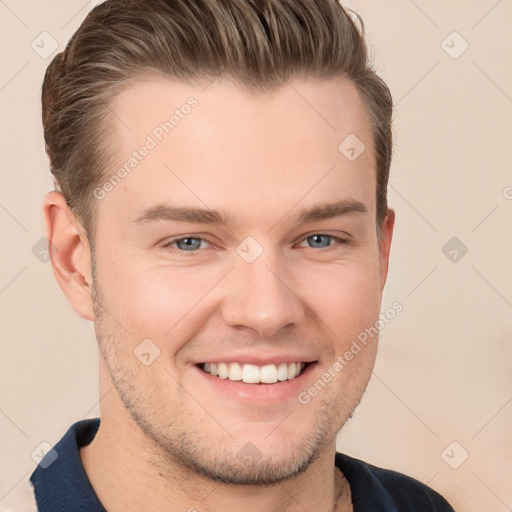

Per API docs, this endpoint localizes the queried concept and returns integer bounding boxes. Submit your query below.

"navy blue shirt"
[30,419,455,511]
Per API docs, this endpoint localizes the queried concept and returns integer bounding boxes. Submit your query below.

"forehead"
[98,75,376,230]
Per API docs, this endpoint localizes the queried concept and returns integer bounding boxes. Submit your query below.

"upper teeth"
[202,362,305,384]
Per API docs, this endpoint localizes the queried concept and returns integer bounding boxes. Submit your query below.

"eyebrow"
[132,198,367,227]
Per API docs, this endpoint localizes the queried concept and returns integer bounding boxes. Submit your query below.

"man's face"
[90,75,392,484]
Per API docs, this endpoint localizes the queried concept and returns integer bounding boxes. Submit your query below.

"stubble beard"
[90,257,362,486]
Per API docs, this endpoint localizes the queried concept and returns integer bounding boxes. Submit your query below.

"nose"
[221,251,306,338]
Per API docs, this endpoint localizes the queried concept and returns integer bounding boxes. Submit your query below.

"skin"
[44,75,394,512]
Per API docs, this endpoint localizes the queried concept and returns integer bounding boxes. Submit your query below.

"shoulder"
[28,418,105,512]
[335,452,455,511]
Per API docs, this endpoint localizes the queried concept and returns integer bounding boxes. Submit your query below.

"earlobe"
[378,208,395,294]
[43,191,94,321]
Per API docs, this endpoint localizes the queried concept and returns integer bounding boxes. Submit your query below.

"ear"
[378,208,395,296]
[43,191,94,321]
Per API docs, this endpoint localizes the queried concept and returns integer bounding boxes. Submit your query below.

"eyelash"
[161,233,349,253]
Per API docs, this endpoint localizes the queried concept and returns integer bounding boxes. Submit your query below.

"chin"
[167,437,324,486]
[138,400,339,486]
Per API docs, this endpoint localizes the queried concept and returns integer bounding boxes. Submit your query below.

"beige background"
[1,1,511,510]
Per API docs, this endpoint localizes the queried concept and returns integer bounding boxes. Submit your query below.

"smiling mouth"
[198,361,313,384]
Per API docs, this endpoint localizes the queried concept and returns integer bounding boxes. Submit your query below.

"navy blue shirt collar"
[31,419,106,512]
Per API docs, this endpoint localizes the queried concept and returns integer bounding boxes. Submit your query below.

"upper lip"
[191,352,318,366]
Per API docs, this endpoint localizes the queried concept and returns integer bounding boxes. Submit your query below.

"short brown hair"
[41,0,392,242]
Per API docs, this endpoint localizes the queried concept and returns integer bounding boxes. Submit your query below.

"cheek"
[294,258,382,339]
[110,262,223,341]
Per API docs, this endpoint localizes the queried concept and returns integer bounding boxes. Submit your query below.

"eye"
[298,234,348,249]
[161,233,348,253]
[162,236,212,251]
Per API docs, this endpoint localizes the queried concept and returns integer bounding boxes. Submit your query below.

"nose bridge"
[221,244,305,338]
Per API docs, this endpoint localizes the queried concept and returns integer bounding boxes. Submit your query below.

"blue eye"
[165,237,209,251]
[162,233,347,253]
[302,234,345,249]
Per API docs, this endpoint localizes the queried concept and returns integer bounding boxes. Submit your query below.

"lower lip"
[192,363,317,404]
